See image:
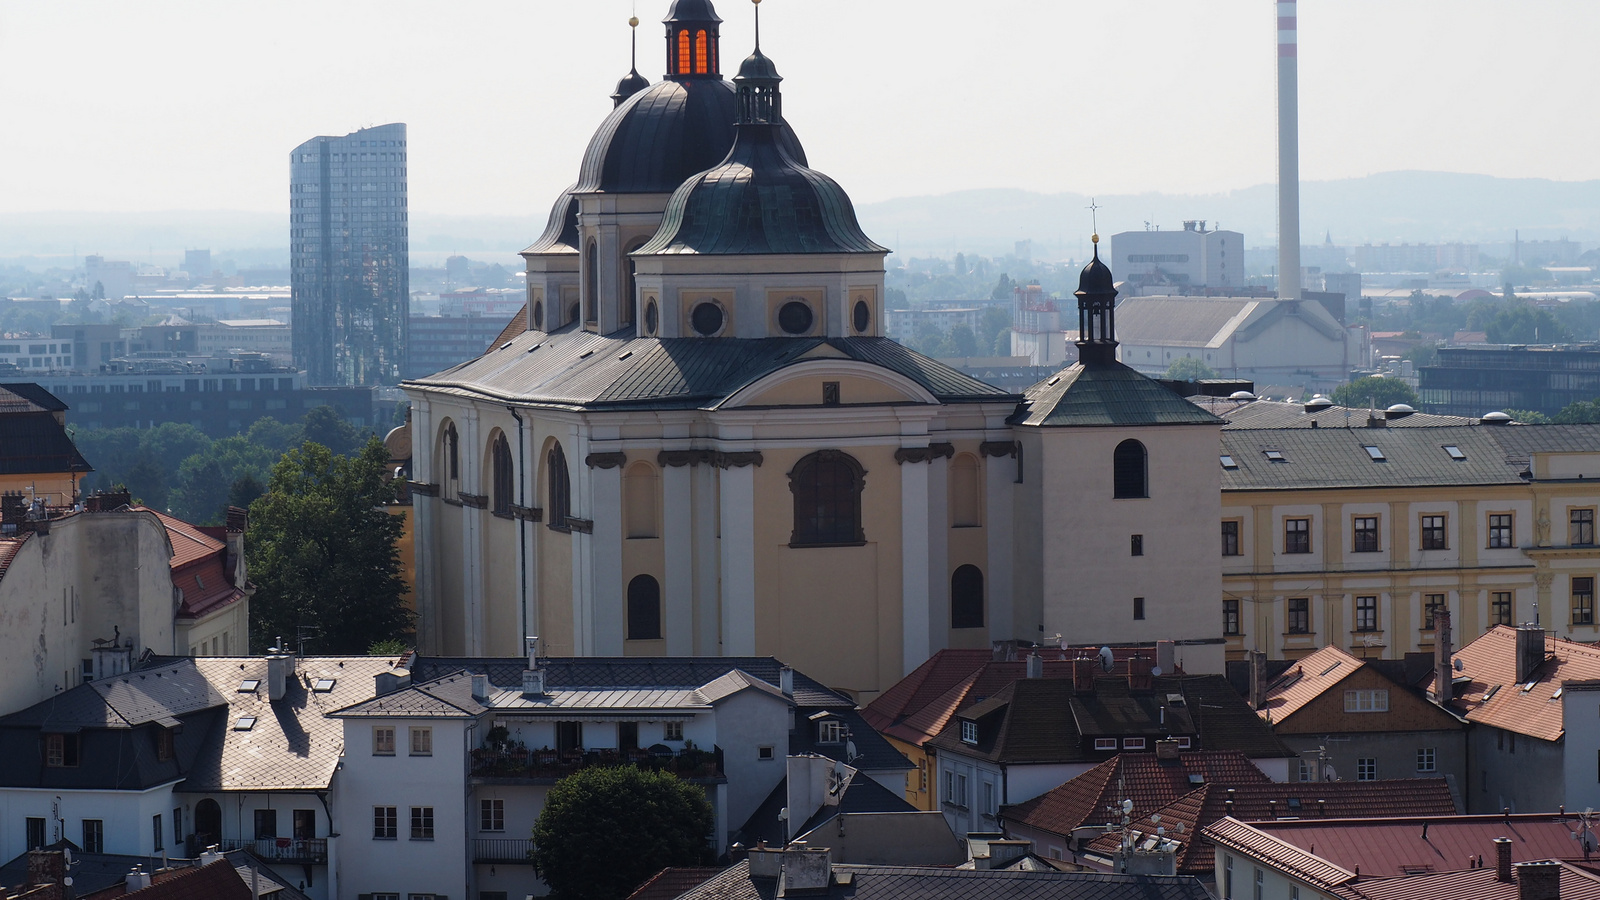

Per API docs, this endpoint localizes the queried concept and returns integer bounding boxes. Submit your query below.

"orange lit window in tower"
[677,29,692,74]
[695,30,708,73]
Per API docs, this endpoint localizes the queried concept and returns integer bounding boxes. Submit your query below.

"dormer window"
[45,734,80,768]
[817,719,843,744]
[1094,738,1117,751]
[960,721,978,745]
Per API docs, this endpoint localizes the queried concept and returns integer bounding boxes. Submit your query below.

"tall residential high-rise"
[290,123,410,386]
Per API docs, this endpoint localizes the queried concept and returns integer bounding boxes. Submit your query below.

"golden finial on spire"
[629,15,639,27]
[1092,234,1100,244]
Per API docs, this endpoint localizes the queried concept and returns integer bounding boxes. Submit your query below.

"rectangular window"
[1133,597,1145,620]
[619,722,639,752]
[1417,747,1436,773]
[664,721,684,742]
[1222,520,1241,556]
[1575,509,1596,546]
[1095,738,1118,751]
[82,819,103,854]
[1287,597,1310,634]
[1225,855,1234,899]
[1284,518,1311,554]
[1424,594,1446,630]
[1345,689,1390,712]
[983,782,996,816]
[961,721,978,745]
[1489,513,1514,548]
[45,734,79,767]
[1357,758,1377,781]
[818,720,843,744]
[410,727,432,756]
[153,814,163,851]
[1493,591,1514,625]
[1421,514,1447,550]
[173,808,182,845]
[373,726,395,755]
[1356,596,1378,632]
[1574,576,1595,626]
[1352,516,1380,553]
[1131,534,1143,556]
[410,806,434,840]
[481,798,504,832]
[374,806,398,839]
[1298,759,1315,782]
[759,746,775,761]
[25,817,45,850]
[157,728,174,761]
[1254,868,1264,900]
[1223,598,1240,636]
[1123,737,1147,750]
[254,809,278,840]
[294,809,315,841]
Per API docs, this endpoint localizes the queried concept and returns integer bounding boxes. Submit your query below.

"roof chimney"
[747,842,783,879]
[1073,656,1096,693]
[1516,860,1562,900]
[779,846,833,892]
[1155,739,1180,760]
[1156,640,1176,675]
[266,641,294,701]
[1496,837,1514,883]
[1248,650,1268,710]
[471,673,489,701]
[1515,626,1546,684]
[1129,655,1154,691]
[126,866,152,891]
[1026,652,1043,680]
[1434,607,1454,704]
[25,850,65,887]
[523,635,546,697]
[780,666,794,697]
[374,669,410,697]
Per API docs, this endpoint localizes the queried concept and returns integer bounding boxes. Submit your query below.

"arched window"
[584,241,598,324]
[194,799,222,844]
[676,29,692,75]
[624,461,658,539]
[547,443,571,529]
[627,574,662,641]
[491,433,514,516]
[789,450,866,546]
[1113,439,1148,499]
[695,29,709,73]
[951,565,985,629]
[951,453,981,527]
[438,420,459,491]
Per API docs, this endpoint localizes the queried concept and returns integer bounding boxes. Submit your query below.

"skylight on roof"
[1263,450,1286,462]
[1220,455,1238,470]
[1444,445,1467,461]
[238,680,260,693]
[1363,446,1386,462]
[313,678,336,693]
[234,716,257,731]
[1318,661,1342,677]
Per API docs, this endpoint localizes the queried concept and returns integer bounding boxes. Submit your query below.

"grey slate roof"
[680,860,1213,900]
[405,327,1012,409]
[0,411,92,475]
[1483,422,1600,458]
[331,670,487,719]
[409,656,854,708]
[1194,396,1481,429]
[1012,360,1223,428]
[738,769,917,848]
[1220,426,1530,491]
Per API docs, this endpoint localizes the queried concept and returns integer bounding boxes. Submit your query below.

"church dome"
[522,184,580,255]
[575,80,806,195]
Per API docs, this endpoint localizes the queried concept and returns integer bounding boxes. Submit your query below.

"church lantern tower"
[665,0,722,79]
[1075,236,1119,365]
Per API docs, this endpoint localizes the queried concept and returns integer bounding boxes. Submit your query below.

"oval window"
[644,299,659,335]
[853,299,871,333]
[691,301,724,336]
[778,300,813,335]
[533,300,544,330]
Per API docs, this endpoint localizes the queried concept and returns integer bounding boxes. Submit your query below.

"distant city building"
[1353,242,1479,273]
[1008,284,1075,367]
[290,123,410,386]
[884,305,982,339]
[183,249,212,280]
[83,255,135,300]
[438,286,525,320]
[1419,344,1600,417]
[1115,295,1354,391]
[196,319,291,364]
[1109,222,1245,291]
[406,314,517,380]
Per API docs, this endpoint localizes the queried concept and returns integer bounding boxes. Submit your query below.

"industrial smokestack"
[1276,0,1301,300]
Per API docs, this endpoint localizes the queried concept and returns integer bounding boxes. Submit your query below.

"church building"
[402,0,1225,700]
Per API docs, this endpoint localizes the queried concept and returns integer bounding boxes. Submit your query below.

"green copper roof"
[1012,360,1224,428]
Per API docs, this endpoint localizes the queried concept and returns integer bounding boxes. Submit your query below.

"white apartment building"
[1110,224,1245,292]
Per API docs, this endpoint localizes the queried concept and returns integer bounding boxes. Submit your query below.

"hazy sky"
[2,1,1598,220]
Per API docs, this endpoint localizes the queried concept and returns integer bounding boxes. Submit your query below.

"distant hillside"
[854,172,1600,259]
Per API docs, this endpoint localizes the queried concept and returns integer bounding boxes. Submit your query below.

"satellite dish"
[1323,764,1338,782]
[1175,822,1186,834]
[1454,658,1465,672]
[1150,666,1163,677]
[1099,647,1115,673]
[846,740,859,763]
[778,807,788,821]
[1122,799,1134,814]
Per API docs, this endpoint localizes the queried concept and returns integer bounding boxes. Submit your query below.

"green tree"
[990,273,1014,300]
[531,766,715,900]
[142,423,211,468]
[1555,399,1600,424]
[228,473,265,510]
[1487,305,1570,344]
[301,406,363,457]
[246,438,411,654]
[1504,408,1552,424]
[170,457,231,524]
[948,324,979,358]
[885,287,909,310]
[245,417,304,455]
[976,306,1010,356]
[1164,357,1218,382]
[123,456,169,510]
[1330,376,1421,410]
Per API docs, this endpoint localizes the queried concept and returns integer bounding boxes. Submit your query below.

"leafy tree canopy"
[531,766,715,900]
[1487,304,1570,344]
[1554,399,1600,424]
[1330,376,1421,410]
[1164,357,1218,382]
[1504,408,1552,424]
[245,438,411,654]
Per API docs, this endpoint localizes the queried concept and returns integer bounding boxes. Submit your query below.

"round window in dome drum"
[853,299,871,333]
[644,300,659,335]
[778,300,814,335]
[691,301,724,336]
[533,301,544,330]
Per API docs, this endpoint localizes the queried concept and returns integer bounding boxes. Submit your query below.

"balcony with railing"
[216,837,327,864]
[469,744,724,783]
[473,838,536,864]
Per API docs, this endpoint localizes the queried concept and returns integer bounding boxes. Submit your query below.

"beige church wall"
[535,433,576,657]
[621,492,667,659]
[1033,424,1223,665]
[482,514,523,657]
[434,498,466,654]
[734,373,926,408]
[946,447,991,649]
[1010,432,1046,642]
[750,443,904,699]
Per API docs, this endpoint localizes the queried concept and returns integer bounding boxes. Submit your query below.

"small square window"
[410,806,434,840]
[758,746,775,761]
[1416,747,1436,773]
[1263,449,1286,463]
[1357,758,1377,781]
[961,721,978,745]
[818,720,843,744]
[1363,445,1386,462]
[373,727,395,755]
[1443,445,1466,461]
[1094,738,1118,751]
[664,721,684,742]
[1421,514,1448,550]
[234,716,257,731]
[480,798,504,832]
[1220,454,1238,470]
[410,727,432,756]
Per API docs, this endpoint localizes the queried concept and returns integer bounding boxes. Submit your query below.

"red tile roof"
[1253,814,1598,879]
[1430,625,1600,742]
[1204,816,1357,889]
[81,859,251,899]
[862,650,992,733]
[1257,645,1364,723]
[1084,779,1459,874]
[1002,750,1270,839]
[1347,862,1600,900]
[135,508,226,570]
[130,508,243,621]
[626,866,726,900]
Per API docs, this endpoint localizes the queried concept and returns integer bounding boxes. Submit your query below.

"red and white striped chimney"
[1277,0,1302,300]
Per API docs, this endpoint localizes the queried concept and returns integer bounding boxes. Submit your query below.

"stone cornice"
[566,517,594,534]
[586,452,628,470]
[408,481,440,497]
[895,443,956,465]
[511,505,543,523]
[458,493,489,509]
[658,449,715,468]
[714,451,764,469]
[980,441,1018,459]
